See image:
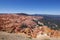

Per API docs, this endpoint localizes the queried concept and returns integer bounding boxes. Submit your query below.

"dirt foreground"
[0,32,60,40]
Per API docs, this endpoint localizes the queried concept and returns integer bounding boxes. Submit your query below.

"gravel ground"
[0,32,60,40]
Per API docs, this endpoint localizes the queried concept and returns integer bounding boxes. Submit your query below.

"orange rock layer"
[0,14,60,38]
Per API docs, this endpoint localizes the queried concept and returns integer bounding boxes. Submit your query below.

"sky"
[0,0,60,15]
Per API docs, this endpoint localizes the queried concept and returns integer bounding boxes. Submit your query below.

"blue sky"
[0,0,60,15]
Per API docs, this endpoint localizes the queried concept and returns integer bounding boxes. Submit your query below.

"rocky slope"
[0,14,60,39]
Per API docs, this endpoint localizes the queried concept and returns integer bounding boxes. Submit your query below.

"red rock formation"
[0,14,60,38]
